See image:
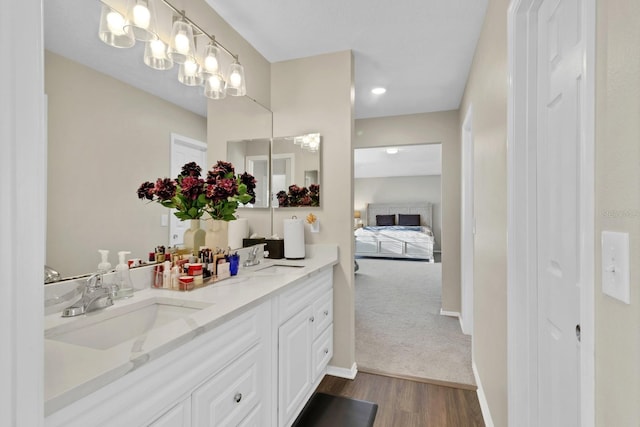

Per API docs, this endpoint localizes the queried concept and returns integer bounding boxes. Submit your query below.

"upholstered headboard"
[366,203,433,228]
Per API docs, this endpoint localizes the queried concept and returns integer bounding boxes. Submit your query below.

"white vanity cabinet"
[277,269,333,427]
[45,260,336,427]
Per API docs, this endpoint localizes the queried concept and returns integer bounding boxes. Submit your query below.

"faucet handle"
[86,271,104,289]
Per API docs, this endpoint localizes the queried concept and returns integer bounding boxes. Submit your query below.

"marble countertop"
[44,244,339,416]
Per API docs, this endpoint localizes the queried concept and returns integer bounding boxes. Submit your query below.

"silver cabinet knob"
[234,392,242,403]
[309,316,315,322]
[324,348,329,354]
[324,309,329,316]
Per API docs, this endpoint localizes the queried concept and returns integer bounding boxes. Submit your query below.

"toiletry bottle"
[115,251,135,298]
[98,249,112,272]
[163,260,171,289]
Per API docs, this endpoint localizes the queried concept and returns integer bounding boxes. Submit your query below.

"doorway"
[461,105,475,337]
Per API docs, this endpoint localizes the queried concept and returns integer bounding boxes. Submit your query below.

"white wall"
[271,51,355,371]
[354,175,442,250]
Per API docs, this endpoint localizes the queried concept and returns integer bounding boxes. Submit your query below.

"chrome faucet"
[62,271,114,317]
[243,246,261,267]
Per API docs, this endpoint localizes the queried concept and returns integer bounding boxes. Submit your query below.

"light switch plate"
[601,231,630,304]
[161,214,169,227]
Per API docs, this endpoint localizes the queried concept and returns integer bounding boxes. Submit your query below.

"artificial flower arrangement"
[276,183,320,207]
[137,161,257,221]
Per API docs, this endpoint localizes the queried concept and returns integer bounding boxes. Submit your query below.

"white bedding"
[354,225,435,260]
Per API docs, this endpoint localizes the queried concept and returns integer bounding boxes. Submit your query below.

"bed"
[354,203,435,262]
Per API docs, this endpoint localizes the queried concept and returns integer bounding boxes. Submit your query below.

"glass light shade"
[98,4,135,48]
[168,18,195,64]
[144,39,173,70]
[123,0,158,42]
[200,41,221,77]
[225,59,246,96]
[178,58,203,86]
[204,74,226,100]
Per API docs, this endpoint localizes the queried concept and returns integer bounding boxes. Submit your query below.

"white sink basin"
[45,298,211,350]
[252,264,305,275]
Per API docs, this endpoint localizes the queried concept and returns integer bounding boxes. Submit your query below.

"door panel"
[536,0,584,425]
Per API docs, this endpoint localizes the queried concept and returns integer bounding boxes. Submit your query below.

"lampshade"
[226,57,246,96]
[200,41,221,77]
[98,4,135,48]
[204,74,227,100]
[124,0,158,42]
[144,39,173,70]
[168,16,195,64]
[178,58,203,86]
[354,211,361,219]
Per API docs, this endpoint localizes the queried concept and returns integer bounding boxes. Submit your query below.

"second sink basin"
[253,264,305,275]
[45,297,211,350]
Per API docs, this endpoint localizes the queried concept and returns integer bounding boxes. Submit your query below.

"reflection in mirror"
[272,133,321,207]
[43,0,273,281]
[227,138,270,208]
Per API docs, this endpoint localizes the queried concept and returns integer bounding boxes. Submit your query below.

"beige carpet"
[355,258,475,387]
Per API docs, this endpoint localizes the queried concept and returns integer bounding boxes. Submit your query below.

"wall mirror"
[227,138,271,208]
[44,0,272,281]
[272,133,322,207]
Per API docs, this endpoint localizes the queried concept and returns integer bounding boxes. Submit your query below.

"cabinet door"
[312,326,333,382]
[278,305,314,427]
[148,399,191,427]
[192,344,264,427]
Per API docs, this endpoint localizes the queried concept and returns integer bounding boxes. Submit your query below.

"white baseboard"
[326,362,358,380]
[439,309,460,318]
[473,361,494,427]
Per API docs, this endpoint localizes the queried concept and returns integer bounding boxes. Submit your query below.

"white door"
[169,134,207,247]
[461,106,474,336]
[536,0,584,424]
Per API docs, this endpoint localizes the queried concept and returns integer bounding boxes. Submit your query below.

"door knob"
[575,324,581,342]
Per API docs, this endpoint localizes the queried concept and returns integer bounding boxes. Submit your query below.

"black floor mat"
[291,392,378,427]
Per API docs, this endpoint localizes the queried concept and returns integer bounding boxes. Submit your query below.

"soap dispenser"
[97,249,112,272]
[114,251,134,298]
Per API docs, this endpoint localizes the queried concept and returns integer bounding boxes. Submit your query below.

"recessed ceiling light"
[386,147,399,154]
[371,87,386,95]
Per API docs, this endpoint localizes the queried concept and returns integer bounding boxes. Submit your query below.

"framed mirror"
[227,138,271,208]
[272,133,321,207]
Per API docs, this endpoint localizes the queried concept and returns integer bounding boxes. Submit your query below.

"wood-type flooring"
[316,372,485,427]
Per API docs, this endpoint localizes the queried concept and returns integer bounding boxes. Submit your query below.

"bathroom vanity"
[44,245,338,427]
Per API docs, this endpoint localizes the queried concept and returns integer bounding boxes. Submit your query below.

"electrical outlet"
[601,231,630,304]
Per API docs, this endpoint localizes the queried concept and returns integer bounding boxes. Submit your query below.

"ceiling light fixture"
[98,0,247,100]
[371,87,387,95]
[386,147,399,154]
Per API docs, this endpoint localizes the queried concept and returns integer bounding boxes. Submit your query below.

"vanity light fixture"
[372,87,387,95]
[225,56,247,97]
[386,147,399,154]
[98,4,135,48]
[293,133,321,153]
[124,0,158,42]
[98,0,248,99]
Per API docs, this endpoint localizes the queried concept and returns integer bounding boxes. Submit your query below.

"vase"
[183,219,205,255]
[205,219,229,251]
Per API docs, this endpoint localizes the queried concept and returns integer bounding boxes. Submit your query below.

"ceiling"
[354,144,442,178]
[44,0,488,120]
[204,0,488,119]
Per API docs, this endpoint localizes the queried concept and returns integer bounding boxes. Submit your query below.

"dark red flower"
[137,181,155,200]
[154,178,177,201]
[180,162,202,178]
[180,176,204,200]
[207,161,235,182]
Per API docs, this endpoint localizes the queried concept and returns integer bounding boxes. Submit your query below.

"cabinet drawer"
[278,269,332,324]
[312,326,333,381]
[148,399,190,427]
[312,289,333,339]
[237,403,262,427]
[191,344,264,427]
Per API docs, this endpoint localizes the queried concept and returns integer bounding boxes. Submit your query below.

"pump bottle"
[114,251,135,298]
